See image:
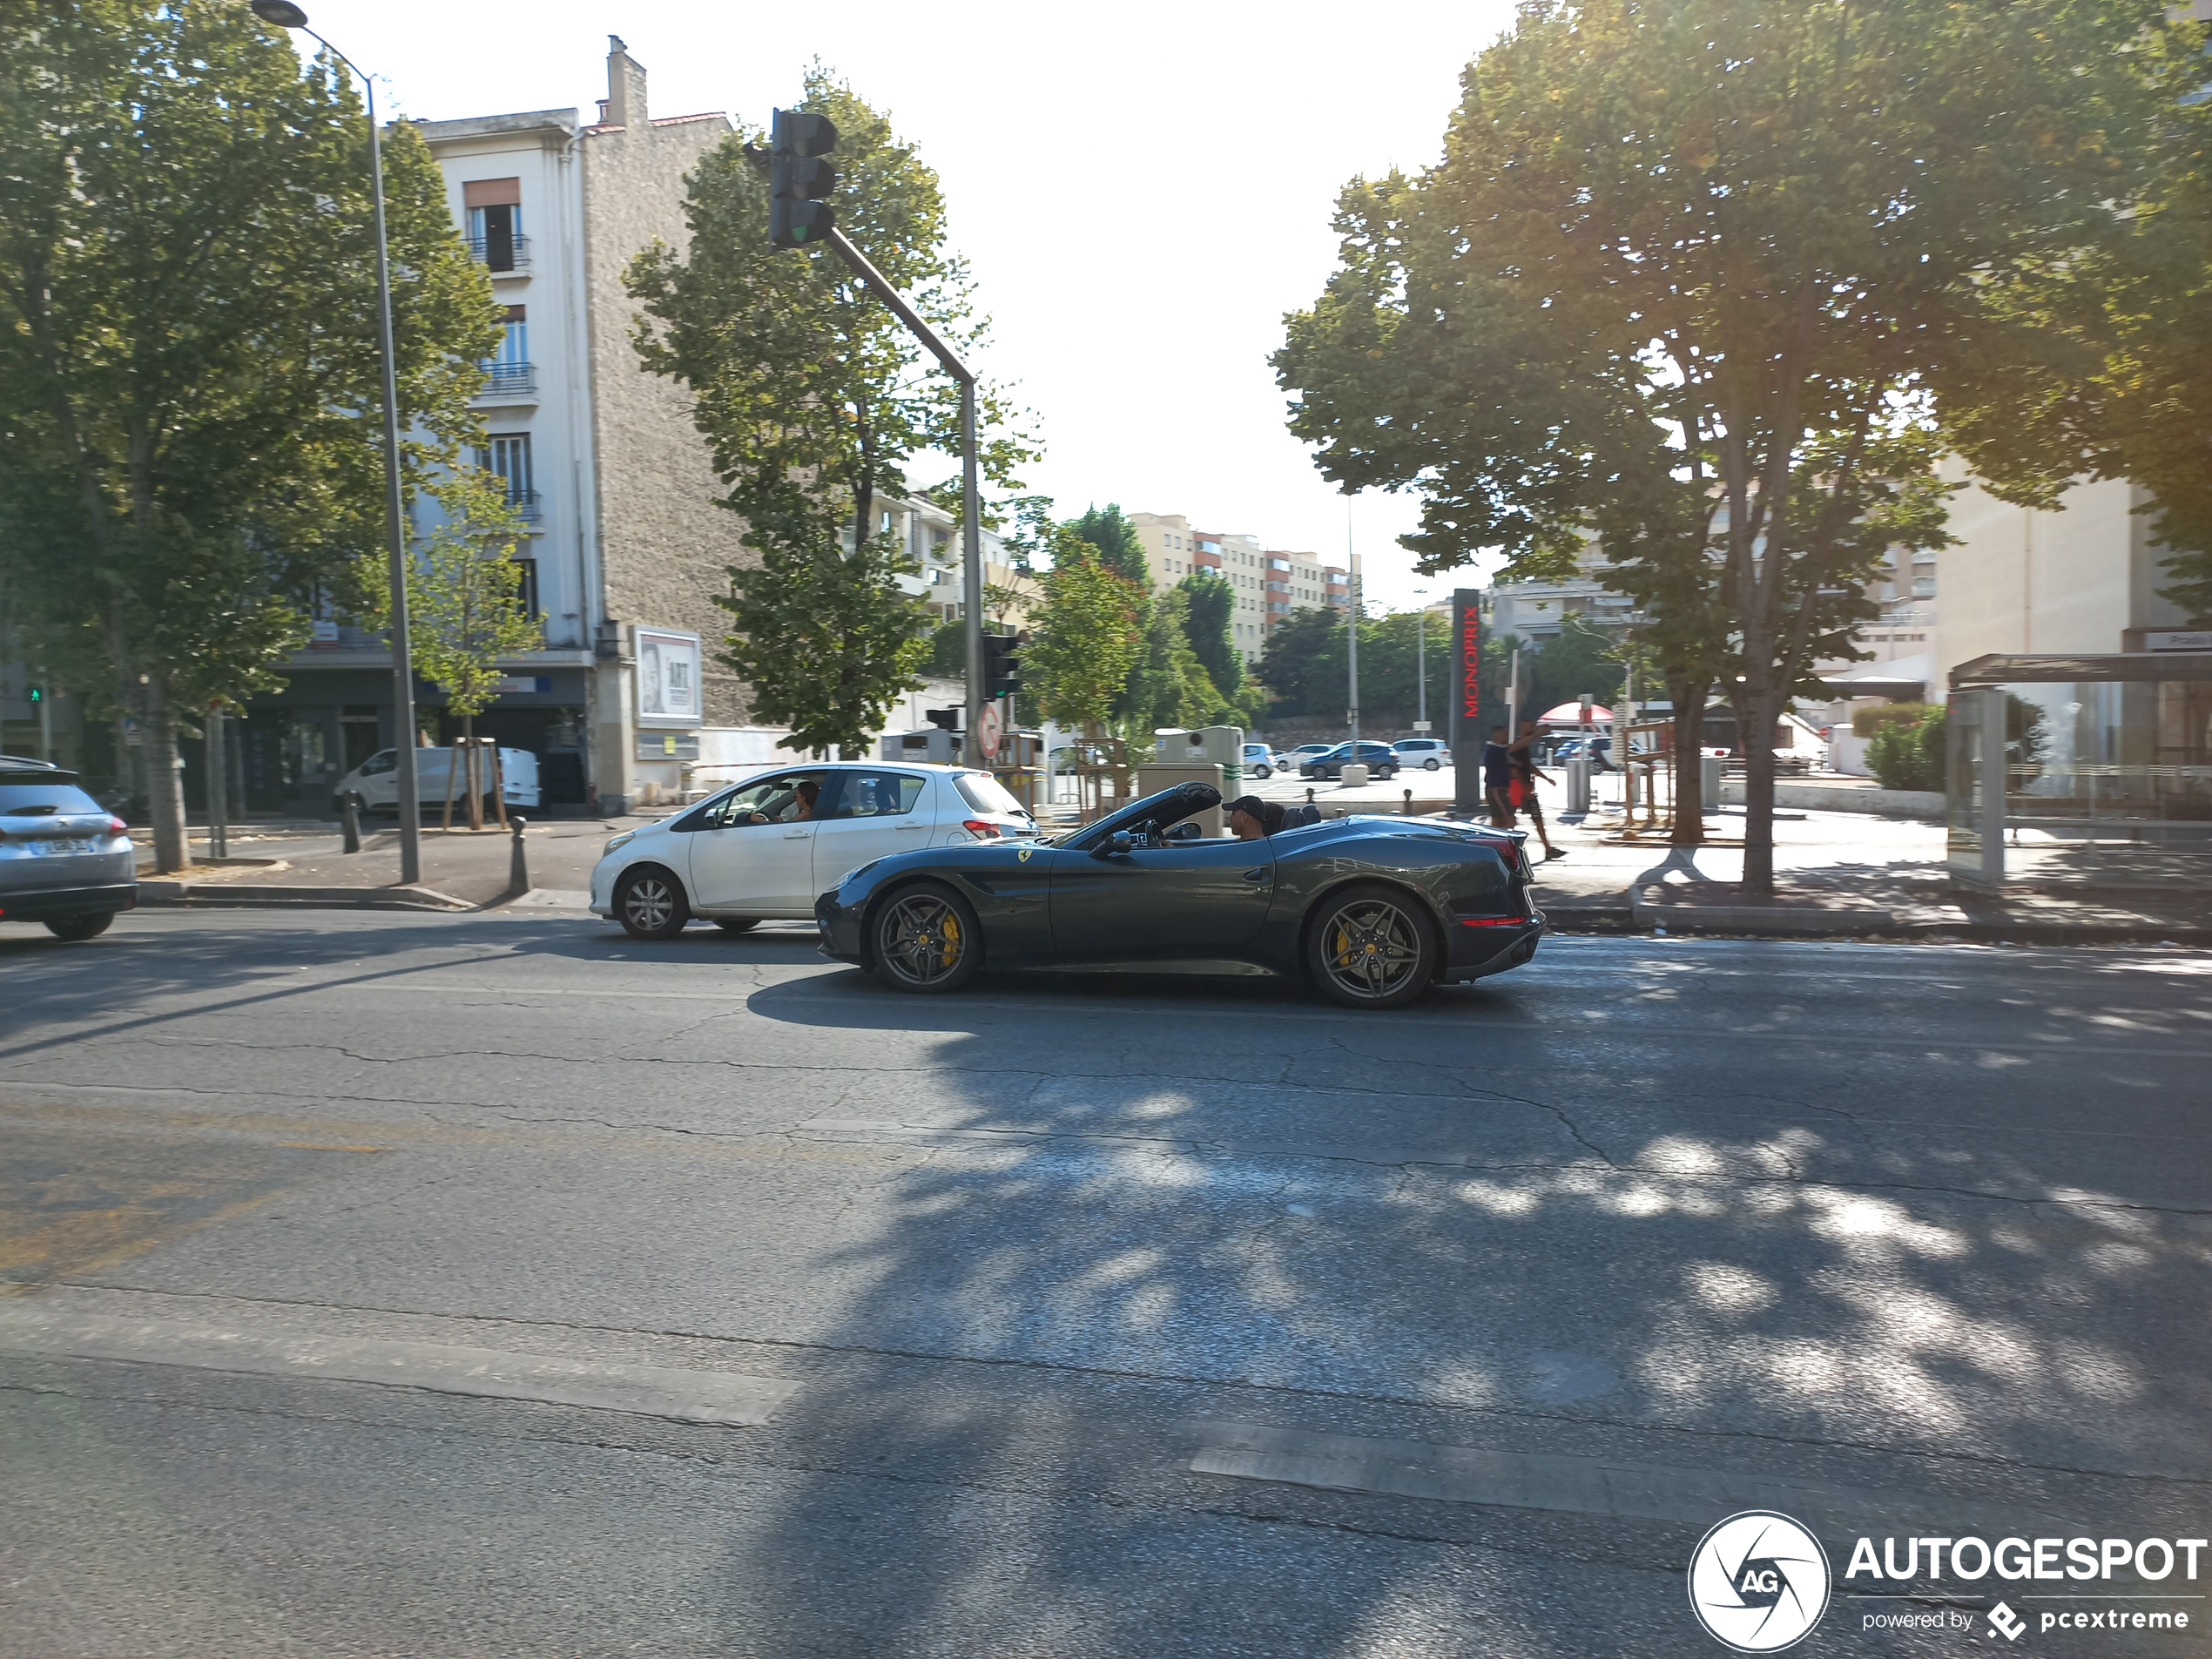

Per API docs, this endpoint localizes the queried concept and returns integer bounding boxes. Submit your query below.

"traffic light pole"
[821,227,984,761]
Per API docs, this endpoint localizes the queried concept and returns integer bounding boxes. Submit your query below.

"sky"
[279,0,1518,614]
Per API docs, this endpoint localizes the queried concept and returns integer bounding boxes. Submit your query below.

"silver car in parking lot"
[0,757,137,940]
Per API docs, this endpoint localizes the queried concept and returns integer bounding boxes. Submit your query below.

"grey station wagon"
[0,757,137,940]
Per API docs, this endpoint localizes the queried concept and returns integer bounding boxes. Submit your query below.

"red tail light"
[1458,916,1525,927]
[107,817,128,835]
[961,819,1002,839]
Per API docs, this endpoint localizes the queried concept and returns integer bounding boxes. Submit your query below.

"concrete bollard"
[341,792,362,854]
[1339,763,1369,787]
[508,815,529,896]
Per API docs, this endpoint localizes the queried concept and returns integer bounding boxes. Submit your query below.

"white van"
[334,747,541,815]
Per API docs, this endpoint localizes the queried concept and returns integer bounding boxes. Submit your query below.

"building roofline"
[409,108,580,144]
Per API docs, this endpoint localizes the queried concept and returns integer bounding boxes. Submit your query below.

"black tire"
[713,917,761,934]
[1424,758,1441,771]
[44,911,113,942]
[615,867,690,940]
[1254,765,1271,779]
[872,880,981,994]
[1305,884,1436,1010]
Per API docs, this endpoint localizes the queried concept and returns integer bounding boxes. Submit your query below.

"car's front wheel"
[873,880,981,994]
[44,911,113,942]
[615,867,690,940]
[1306,884,1436,1010]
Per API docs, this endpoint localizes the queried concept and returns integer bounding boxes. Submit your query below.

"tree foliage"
[1068,503,1148,587]
[0,0,497,868]
[1022,534,1144,735]
[1275,0,2204,886]
[628,69,1038,757]
[1177,571,1239,703]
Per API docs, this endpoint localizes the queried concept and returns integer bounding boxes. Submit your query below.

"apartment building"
[889,496,1039,628]
[1129,512,1347,662]
[242,39,791,814]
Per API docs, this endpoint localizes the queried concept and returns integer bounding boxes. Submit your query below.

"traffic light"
[769,108,838,248]
[24,685,41,705]
[981,632,1022,699]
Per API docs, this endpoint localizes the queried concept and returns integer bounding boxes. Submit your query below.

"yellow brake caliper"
[940,913,960,969]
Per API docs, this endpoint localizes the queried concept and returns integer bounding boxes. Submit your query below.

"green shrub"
[1851,700,1931,738]
[1865,707,1946,792]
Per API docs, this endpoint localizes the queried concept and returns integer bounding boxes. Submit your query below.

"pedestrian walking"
[1511,718,1567,860]
[1483,725,1516,828]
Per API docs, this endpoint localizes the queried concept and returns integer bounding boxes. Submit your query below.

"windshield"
[0,779,105,815]
[954,772,1027,817]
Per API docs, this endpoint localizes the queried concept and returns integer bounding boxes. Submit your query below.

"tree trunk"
[1669,671,1709,847]
[464,713,482,832]
[143,672,189,873]
[1739,686,1779,893]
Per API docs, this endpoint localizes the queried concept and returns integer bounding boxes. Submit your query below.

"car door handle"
[895,822,928,832]
[1243,867,1269,884]
[783,829,809,840]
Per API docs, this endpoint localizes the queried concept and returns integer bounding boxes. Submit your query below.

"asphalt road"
[2,910,2206,1657]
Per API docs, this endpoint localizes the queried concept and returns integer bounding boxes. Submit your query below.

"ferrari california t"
[814,781,1542,1009]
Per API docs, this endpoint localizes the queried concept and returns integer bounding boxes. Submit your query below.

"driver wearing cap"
[1225,795,1285,840]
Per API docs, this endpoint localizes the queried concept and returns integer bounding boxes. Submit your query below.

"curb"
[136,880,475,913]
[1539,907,2211,947]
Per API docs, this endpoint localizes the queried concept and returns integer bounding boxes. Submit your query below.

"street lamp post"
[251,1,421,885]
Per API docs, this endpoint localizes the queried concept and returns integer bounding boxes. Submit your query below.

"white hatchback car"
[591,761,1042,939]
[1392,738,1450,771]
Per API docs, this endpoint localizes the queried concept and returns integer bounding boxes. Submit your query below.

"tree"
[0,0,498,871]
[627,67,1036,757]
[1178,571,1239,702]
[1277,0,2196,890]
[1023,536,1144,737]
[1068,503,1148,587]
[408,475,540,830]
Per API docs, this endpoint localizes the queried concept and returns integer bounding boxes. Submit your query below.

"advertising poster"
[634,627,701,728]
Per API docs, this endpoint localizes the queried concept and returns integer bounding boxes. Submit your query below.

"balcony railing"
[468,233,532,272]
[504,489,541,522]
[477,362,537,397]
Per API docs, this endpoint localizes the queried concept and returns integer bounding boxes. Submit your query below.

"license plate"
[30,839,96,856]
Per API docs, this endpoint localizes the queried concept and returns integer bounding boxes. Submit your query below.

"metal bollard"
[1403,788,1413,815]
[341,791,362,854]
[508,815,529,896]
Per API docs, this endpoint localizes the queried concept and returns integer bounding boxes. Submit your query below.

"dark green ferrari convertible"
[813,781,1542,1009]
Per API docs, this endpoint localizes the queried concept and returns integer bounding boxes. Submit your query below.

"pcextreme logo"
[1688,1511,1832,1652]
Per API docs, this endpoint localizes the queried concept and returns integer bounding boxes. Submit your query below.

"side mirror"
[1094,830,1135,859]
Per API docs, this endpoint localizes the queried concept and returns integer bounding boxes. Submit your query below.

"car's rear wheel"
[44,911,113,942]
[713,917,760,934]
[873,880,981,994]
[1306,884,1435,1010]
[1253,764,1271,779]
[615,867,690,940]
[1424,758,1441,770]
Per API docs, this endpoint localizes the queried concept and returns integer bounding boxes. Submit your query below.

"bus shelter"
[1946,652,2212,890]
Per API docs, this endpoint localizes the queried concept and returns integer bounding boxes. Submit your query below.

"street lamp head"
[250,0,311,27]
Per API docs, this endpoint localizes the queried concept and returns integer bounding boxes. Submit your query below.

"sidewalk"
[137,813,641,912]
[1264,772,2212,944]
[132,789,2210,944]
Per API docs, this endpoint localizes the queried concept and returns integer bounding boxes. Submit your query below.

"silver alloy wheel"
[878,891,968,987]
[1425,758,1441,769]
[1316,895,1425,1001]
[622,874,678,933]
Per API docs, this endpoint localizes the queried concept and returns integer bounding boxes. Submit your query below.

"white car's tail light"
[961,819,1002,840]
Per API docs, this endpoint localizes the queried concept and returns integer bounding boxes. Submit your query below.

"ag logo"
[1687,1510,1831,1651]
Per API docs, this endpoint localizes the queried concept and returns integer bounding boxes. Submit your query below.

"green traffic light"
[25,685,41,703]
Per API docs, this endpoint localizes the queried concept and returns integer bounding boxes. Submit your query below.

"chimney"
[605,35,646,129]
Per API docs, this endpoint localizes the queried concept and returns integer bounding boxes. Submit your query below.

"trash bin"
[1701,754,1723,812]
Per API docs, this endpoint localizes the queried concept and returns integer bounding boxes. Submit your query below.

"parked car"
[1299,741,1400,781]
[816,780,1542,1010]
[1392,738,1449,771]
[592,762,1042,939]
[1241,742,1276,779]
[0,755,137,941]
[334,746,542,815]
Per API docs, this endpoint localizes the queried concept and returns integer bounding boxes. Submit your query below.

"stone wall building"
[246,39,791,815]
